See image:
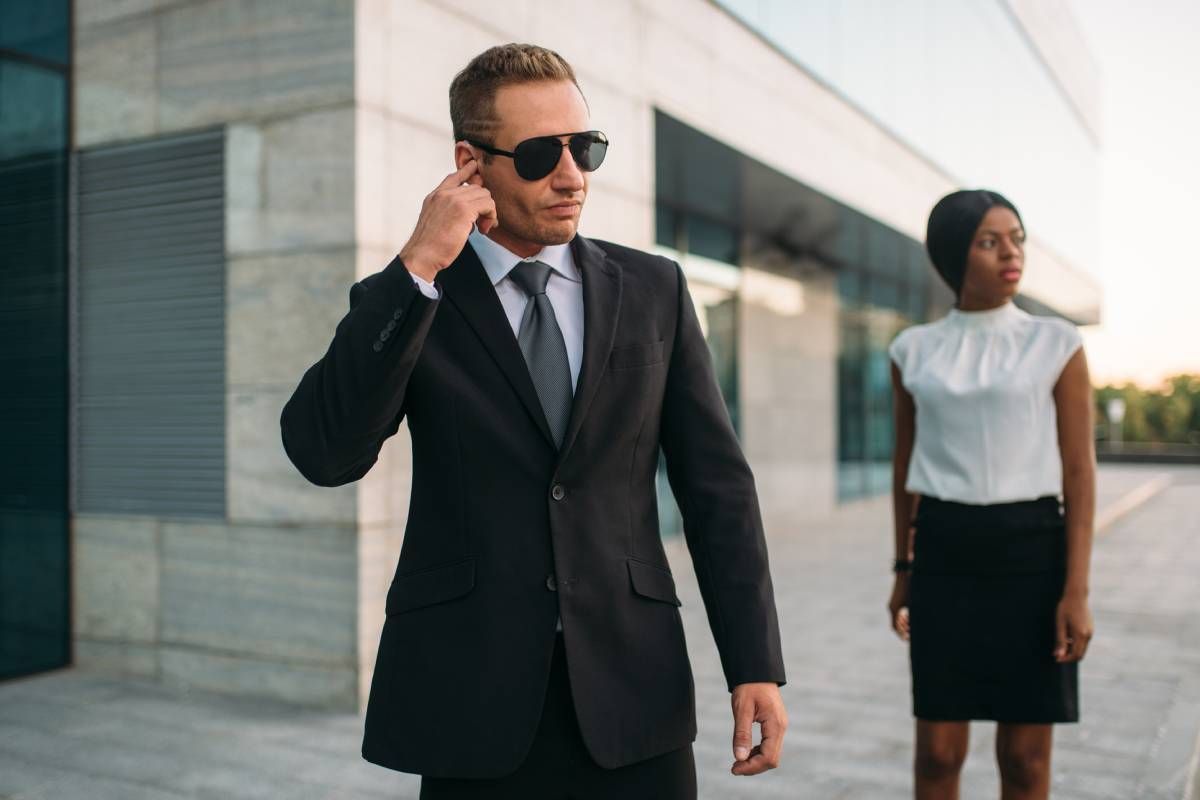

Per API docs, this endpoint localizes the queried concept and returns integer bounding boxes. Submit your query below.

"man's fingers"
[438,157,479,190]
[758,709,785,768]
[471,196,498,234]
[731,699,754,762]
[731,745,766,775]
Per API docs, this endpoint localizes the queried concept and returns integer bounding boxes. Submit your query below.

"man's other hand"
[730,682,787,776]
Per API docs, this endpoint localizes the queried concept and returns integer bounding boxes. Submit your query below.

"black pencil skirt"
[909,495,1079,724]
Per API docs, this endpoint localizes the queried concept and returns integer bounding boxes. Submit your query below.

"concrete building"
[0,0,1102,708]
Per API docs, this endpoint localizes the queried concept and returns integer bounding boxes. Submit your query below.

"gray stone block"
[228,387,357,525]
[158,645,358,710]
[227,248,356,388]
[257,108,356,251]
[72,515,160,643]
[74,0,159,28]
[156,0,353,131]
[74,14,158,148]
[74,638,160,678]
[159,520,357,664]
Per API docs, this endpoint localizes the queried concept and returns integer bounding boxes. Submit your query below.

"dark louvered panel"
[75,129,225,518]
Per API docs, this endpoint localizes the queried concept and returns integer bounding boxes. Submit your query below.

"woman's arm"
[1052,346,1097,661]
[889,362,919,638]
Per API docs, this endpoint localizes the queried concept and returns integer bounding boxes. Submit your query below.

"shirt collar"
[468,227,581,287]
[947,301,1025,329]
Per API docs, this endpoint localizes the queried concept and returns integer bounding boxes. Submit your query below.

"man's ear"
[454,141,486,188]
[454,141,476,171]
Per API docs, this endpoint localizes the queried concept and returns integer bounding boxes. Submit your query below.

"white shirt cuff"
[410,273,441,300]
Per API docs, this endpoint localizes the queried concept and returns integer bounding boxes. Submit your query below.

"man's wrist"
[732,681,783,692]
[398,247,439,284]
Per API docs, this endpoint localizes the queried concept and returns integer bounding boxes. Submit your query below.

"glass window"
[837,221,927,501]
[656,109,934,509]
[656,282,740,539]
[655,202,677,250]
[0,60,67,159]
[1,0,72,682]
[0,1,69,64]
[713,0,1101,274]
[685,214,739,266]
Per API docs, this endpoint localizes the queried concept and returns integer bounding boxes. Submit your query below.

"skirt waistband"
[913,495,1065,576]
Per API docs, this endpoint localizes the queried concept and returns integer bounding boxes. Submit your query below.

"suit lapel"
[558,234,622,461]
[437,243,557,449]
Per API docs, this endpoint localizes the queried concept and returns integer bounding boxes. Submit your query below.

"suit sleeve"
[280,256,440,487]
[659,262,787,692]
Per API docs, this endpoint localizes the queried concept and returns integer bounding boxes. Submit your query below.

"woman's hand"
[889,574,911,641]
[1054,590,1094,662]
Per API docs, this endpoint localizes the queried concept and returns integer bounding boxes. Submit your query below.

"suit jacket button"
[551,484,566,501]
[372,341,383,352]
[546,574,557,592]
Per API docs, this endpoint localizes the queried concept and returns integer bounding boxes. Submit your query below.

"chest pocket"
[608,340,664,370]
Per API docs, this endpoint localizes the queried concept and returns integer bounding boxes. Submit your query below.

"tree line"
[1094,374,1200,444]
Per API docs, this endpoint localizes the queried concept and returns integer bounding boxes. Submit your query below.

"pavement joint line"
[1096,473,1174,534]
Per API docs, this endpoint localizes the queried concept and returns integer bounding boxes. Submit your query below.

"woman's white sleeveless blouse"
[889,302,1083,505]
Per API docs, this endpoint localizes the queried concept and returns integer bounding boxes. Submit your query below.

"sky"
[1066,0,1200,387]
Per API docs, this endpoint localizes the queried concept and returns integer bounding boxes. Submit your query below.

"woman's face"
[959,206,1025,306]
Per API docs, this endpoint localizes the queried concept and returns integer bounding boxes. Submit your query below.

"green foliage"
[1095,374,1200,444]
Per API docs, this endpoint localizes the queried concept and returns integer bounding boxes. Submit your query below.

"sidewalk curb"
[1185,733,1200,800]
[1096,473,1174,535]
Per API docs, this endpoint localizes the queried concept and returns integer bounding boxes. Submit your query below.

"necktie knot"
[510,260,554,297]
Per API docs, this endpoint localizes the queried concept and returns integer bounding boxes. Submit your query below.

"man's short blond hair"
[449,43,583,145]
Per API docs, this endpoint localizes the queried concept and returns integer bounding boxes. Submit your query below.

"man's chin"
[533,220,579,246]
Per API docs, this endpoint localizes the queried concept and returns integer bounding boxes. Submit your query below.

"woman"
[887,189,1096,800]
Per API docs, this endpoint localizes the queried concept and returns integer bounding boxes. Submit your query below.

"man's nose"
[549,144,585,190]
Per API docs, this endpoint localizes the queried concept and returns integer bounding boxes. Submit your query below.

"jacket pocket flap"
[609,340,665,370]
[627,558,681,606]
[386,558,475,616]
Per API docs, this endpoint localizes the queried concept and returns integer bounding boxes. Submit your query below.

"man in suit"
[280,43,787,799]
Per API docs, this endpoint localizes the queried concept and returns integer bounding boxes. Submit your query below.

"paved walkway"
[1,466,1196,799]
[676,466,1200,799]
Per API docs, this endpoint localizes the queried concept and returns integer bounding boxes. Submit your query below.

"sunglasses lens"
[511,133,609,180]
[570,133,607,172]
[514,138,562,180]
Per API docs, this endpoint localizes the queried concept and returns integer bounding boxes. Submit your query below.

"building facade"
[0,0,1101,707]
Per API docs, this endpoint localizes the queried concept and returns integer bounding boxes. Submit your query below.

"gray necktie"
[509,260,573,448]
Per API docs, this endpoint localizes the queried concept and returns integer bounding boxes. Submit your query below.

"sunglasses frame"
[466,130,609,181]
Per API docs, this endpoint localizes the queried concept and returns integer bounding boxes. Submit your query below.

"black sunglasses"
[467,130,609,181]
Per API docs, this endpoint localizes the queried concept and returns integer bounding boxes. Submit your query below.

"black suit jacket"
[280,234,785,778]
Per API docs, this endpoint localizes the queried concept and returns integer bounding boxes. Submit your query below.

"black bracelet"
[893,558,913,573]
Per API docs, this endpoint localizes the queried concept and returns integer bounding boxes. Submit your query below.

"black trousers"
[419,635,697,800]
